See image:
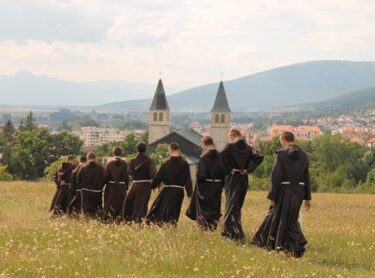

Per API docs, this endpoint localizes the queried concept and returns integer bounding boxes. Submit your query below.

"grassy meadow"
[0,181,374,277]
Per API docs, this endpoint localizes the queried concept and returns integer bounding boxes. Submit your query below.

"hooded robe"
[186,149,225,230]
[220,139,264,241]
[145,156,193,225]
[252,144,311,257]
[103,157,129,222]
[77,161,106,218]
[49,162,75,216]
[123,153,157,223]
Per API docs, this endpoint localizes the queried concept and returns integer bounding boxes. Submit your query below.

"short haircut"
[229,128,242,138]
[87,152,96,160]
[169,142,180,151]
[80,156,87,163]
[113,146,122,157]
[136,142,147,153]
[281,131,295,142]
[67,155,76,162]
[202,136,214,146]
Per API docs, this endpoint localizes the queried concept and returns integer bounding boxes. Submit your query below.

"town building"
[80,126,128,147]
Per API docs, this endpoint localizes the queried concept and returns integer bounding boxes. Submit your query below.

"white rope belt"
[232,169,241,172]
[132,180,152,183]
[108,181,126,185]
[75,189,82,192]
[205,179,222,182]
[82,188,102,193]
[164,185,184,189]
[281,181,306,185]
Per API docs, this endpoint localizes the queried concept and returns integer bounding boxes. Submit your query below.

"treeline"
[0,112,82,180]
[252,134,375,193]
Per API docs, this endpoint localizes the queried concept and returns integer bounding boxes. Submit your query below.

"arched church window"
[215,114,219,123]
[153,112,158,121]
[221,114,225,123]
[159,112,163,121]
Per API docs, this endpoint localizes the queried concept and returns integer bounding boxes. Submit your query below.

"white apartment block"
[80,126,129,147]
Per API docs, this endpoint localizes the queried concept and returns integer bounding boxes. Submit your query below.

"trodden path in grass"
[0,181,374,277]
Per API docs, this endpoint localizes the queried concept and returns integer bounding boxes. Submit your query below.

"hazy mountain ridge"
[98,60,375,112]
[0,71,180,106]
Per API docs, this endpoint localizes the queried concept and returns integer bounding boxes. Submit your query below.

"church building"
[147,78,232,179]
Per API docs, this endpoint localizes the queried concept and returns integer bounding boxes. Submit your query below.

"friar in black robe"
[252,131,311,257]
[77,152,106,218]
[123,143,157,223]
[220,129,264,242]
[49,156,77,216]
[103,147,129,222]
[67,156,87,216]
[145,142,193,226]
[186,136,225,230]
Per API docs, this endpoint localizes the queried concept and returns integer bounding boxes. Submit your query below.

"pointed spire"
[149,79,170,110]
[211,81,231,112]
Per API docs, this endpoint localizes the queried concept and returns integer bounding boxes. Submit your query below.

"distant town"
[1,107,374,150]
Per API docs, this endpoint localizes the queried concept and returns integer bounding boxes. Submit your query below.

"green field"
[0,181,374,277]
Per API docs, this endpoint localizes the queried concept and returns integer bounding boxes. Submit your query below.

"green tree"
[21,111,38,132]
[0,164,13,181]
[151,144,169,166]
[120,133,138,156]
[3,120,15,142]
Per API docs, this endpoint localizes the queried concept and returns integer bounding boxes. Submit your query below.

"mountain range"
[1,60,375,112]
[0,71,180,106]
[98,60,375,112]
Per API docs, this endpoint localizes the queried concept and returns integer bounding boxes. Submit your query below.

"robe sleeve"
[184,163,193,198]
[149,160,157,179]
[196,159,207,183]
[76,166,84,189]
[151,163,165,189]
[220,145,232,175]
[304,158,312,201]
[247,151,264,173]
[124,162,130,192]
[69,170,77,195]
[54,169,59,186]
[267,153,283,201]
[128,161,134,177]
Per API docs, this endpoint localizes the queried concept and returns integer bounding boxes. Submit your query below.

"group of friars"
[49,129,312,257]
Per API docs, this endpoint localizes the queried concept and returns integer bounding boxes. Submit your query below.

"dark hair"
[67,155,76,162]
[87,152,96,160]
[281,131,295,142]
[113,146,122,157]
[136,142,147,153]
[80,156,87,163]
[229,128,242,138]
[169,142,180,151]
[202,136,214,146]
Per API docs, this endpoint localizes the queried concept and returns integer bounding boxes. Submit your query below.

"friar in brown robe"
[67,155,87,216]
[103,146,129,222]
[252,131,312,257]
[145,142,193,226]
[77,152,106,218]
[49,155,77,217]
[123,142,156,223]
[186,136,226,231]
[220,129,264,242]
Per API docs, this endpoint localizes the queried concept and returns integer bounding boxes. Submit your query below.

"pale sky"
[0,0,374,89]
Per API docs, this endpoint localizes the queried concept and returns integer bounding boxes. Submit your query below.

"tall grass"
[0,181,374,277]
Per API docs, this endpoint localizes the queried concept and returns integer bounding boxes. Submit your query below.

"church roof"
[148,128,203,163]
[149,79,170,111]
[211,81,231,112]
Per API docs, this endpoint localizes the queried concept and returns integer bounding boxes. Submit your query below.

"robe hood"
[283,144,302,161]
[230,139,252,169]
[204,149,219,160]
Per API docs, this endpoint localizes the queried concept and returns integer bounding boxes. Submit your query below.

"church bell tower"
[148,79,170,143]
[210,81,231,150]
